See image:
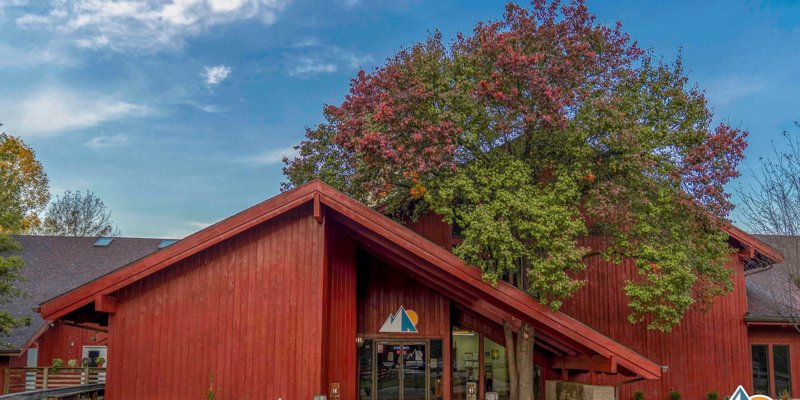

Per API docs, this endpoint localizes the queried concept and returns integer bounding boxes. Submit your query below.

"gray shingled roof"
[0,235,166,353]
[747,235,800,321]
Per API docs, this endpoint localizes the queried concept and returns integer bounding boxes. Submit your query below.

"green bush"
[633,391,645,400]
[707,391,719,400]
[669,391,681,400]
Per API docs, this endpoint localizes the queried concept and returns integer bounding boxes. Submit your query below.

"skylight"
[94,237,113,247]
[158,239,178,249]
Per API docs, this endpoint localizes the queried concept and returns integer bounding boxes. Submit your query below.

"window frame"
[752,343,793,398]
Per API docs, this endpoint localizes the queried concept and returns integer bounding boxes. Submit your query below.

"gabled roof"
[746,235,800,323]
[40,180,663,379]
[0,236,164,353]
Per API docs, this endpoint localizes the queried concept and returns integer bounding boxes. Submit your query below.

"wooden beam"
[94,294,117,314]
[552,355,618,374]
[313,192,323,223]
[61,321,109,333]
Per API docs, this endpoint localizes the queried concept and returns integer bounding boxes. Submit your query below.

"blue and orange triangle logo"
[379,306,419,333]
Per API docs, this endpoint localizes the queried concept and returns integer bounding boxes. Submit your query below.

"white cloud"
[2,86,149,137]
[203,65,231,85]
[705,74,766,107]
[0,43,70,68]
[287,56,337,76]
[15,0,291,52]
[285,38,372,77]
[247,145,299,165]
[183,101,226,113]
[85,134,129,149]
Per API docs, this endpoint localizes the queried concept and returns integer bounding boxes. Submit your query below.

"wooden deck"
[2,368,105,394]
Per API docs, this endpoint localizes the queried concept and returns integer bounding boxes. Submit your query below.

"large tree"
[284,1,747,398]
[39,190,120,237]
[0,127,50,338]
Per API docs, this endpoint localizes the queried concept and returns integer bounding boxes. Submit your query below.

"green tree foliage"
[284,1,746,332]
[0,127,49,339]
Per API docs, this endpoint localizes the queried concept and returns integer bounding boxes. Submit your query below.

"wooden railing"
[2,368,106,394]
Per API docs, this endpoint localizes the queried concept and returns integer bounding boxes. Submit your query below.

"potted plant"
[81,357,90,368]
[67,359,78,368]
[51,358,63,373]
[95,357,106,368]
[633,391,644,400]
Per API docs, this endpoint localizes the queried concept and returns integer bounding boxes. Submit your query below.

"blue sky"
[0,0,798,238]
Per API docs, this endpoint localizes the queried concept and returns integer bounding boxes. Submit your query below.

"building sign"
[379,306,418,333]
[731,386,773,400]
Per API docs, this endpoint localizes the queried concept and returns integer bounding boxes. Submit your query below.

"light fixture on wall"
[355,336,364,347]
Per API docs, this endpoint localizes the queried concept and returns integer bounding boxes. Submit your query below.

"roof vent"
[94,237,114,247]
[158,239,178,249]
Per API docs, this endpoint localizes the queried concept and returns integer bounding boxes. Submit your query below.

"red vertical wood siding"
[559,236,751,400]
[747,325,800,397]
[406,215,757,400]
[404,213,452,251]
[37,323,107,367]
[105,205,324,400]
[326,223,358,400]
[357,254,450,338]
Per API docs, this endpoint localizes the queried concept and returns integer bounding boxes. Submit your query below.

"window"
[752,344,792,397]
[93,237,113,247]
[158,239,178,249]
[752,345,770,395]
[774,345,792,398]
[82,346,108,367]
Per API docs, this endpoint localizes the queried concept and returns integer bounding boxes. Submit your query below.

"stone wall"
[546,380,615,400]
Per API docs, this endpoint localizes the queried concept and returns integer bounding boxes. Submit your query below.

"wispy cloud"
[704,74,767,107]
[15,0,291,52]
[2,86,149,137]
[285,38,372,77]
[85,134,129,149]
[183,101,227,113]
[0,43,70,68]
[203,65,231,85]
[246,145,299,165]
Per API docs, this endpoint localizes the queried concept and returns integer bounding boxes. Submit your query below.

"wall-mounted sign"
[379,306,418,333]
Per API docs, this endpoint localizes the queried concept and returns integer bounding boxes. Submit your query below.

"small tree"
[39,190,120,237]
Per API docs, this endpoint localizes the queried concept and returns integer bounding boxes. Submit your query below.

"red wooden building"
[0,236,165,393]
[30,180,795,400]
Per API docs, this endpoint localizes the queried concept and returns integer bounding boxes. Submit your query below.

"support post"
[2,367,9,393]
[42,367,49,389]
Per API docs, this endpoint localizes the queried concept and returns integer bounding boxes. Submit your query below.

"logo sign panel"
[379,306,419,333]
[731,386,773,400]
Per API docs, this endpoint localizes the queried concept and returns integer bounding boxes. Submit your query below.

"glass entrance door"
[402,343,427,400]
[371,341,428,400]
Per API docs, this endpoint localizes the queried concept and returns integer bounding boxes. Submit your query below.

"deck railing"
[2,367,106,394]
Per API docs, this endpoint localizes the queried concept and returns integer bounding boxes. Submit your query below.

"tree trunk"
[504,320,519,400]
[517,323,535,400]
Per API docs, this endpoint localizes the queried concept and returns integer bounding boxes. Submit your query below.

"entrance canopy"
[39,180,663,380]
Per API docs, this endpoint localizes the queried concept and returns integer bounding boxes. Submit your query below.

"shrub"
[669,391,681,400]
[707,392,719,400]
[633,391,645,400]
